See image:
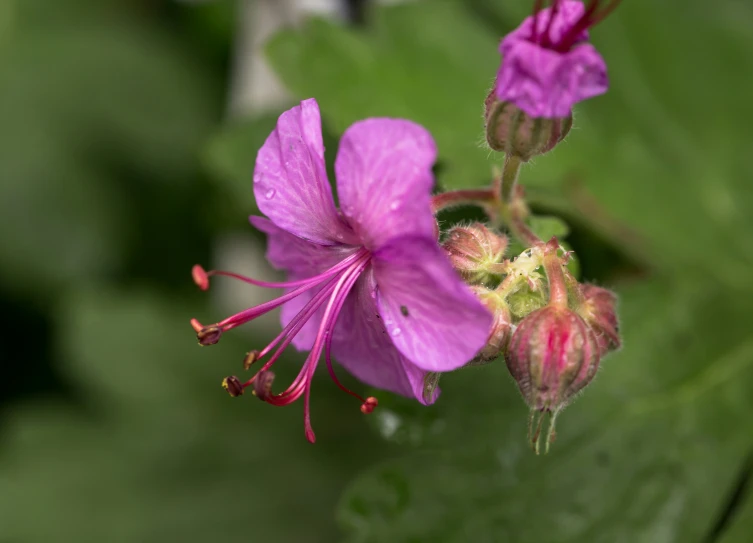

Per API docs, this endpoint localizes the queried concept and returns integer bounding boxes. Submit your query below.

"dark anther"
[222,376,244,397]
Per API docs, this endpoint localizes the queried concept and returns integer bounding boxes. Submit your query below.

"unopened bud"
[443,223,507,283]
[506,306,599,413]
[222,376,244,397]
[578,284,620,356]
[471,287,512,362]
[197,325,222,346]
[252,371,275,401]
[484,90,572,161]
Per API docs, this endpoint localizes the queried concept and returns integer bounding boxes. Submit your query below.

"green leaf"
[336,277,753,542]
[266,0,500,192]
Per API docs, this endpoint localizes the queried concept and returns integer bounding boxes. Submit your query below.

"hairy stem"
[498,154,522,204]
[543,253,569,308]
[431,189,495,214]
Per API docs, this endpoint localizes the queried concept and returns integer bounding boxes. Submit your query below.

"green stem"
[499,154,522,204]
[494,154,543,247]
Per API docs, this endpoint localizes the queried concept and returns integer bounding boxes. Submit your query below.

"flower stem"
[543,252,569,308]
[498,154,522,204]
[431,189,495,214]
[507,201,542,247]
[493,154,543,247]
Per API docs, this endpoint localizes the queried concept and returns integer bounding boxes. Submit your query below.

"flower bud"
[471,287,513,362]
[578,284,620,356]
[443,223,507,283]
[506,306,599,413]
[484,89,572,161]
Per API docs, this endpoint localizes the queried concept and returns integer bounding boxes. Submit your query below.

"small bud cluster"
[445,233,620,453]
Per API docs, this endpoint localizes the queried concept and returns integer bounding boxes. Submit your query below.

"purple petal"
[334,118,437,250]
[502,1,588,50]
[330,269,440,405]
[495,41,607,118]
[250,216,356,277]
[254,99,353,245]
[373,236,493,372]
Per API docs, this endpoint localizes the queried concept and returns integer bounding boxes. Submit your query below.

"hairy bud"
[443,223,508,283]
[507,306,599,411]
[578,284,621,356]
[506,305,599,453]
[485,90,572,161]
[471,287,513,362]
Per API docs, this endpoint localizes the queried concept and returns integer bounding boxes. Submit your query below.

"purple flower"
[495,0,619,118]
[192,99,492,442]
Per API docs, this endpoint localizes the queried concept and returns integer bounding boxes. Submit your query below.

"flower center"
[190,247,378,443]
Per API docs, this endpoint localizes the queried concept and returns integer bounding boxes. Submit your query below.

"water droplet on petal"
[389,201,400,211]
[265,189,276,200]
[391,328,401,337]
[336,233,344,241]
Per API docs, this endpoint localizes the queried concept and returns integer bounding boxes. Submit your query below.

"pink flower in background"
[495,0,619,118]
[192,99,492,442]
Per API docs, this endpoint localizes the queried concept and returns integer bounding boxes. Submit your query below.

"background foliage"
[1,1,752,542]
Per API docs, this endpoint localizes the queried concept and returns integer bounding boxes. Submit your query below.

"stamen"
[588,0,621,27]
[530,0,545,42]
[554,0,621,52]
[540,0,561,48]
[192,249,366,292]
[321,267,380,412]
[360,397,379,414]
[252,370,275,400]
[199,247,373,442]
[255,277,340,360]
[243,350,260,370]
[197,325,222,346]
[222,376,244,397]
[190,318,204,332]
[192,265,209,291]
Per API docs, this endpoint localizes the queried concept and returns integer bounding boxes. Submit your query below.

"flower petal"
[250,216,354,278]
[495,41,607,118]
[254,99,352,244]
[335,118,437,250]
[330,270,440,404]
[373,236,493,372]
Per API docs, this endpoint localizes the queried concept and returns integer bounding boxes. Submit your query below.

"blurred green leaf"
[0,2,218,295]
[337,277,753,542]
[266,0,499,192]
[718,489,753,543]
[0,288,389,542]
[204,112,281,216]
